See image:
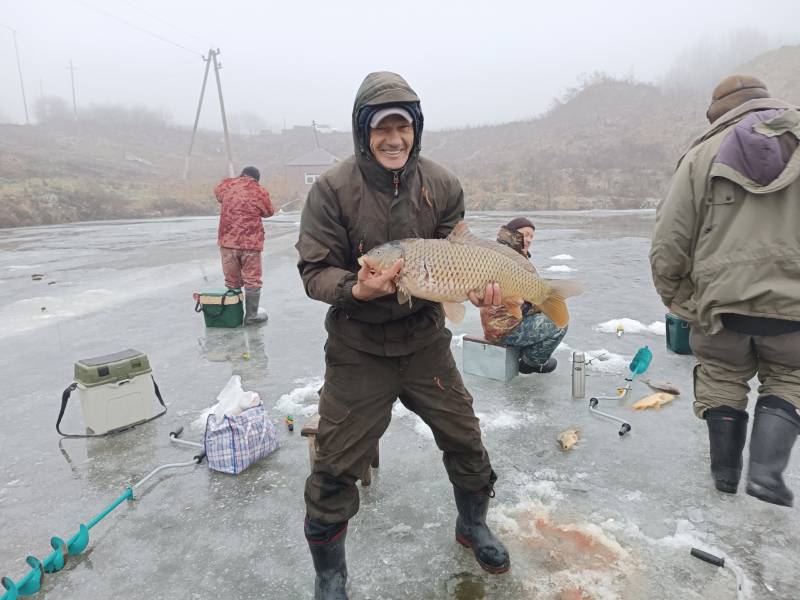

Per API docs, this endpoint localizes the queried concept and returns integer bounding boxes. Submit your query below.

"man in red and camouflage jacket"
[215,166,274,324]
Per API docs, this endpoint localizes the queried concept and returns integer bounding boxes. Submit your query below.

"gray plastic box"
[462,336,520,382]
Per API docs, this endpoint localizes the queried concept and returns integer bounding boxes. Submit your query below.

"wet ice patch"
[595,318,666,336]
[475,409,537,431]
[546,265,576,272]
[550,254,574,260]
[386,524,413,538]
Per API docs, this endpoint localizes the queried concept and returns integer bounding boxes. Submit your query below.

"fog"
[1,0,798,132]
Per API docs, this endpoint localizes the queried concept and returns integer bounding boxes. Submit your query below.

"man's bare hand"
[468,282,502,307]
[352,259,404,301]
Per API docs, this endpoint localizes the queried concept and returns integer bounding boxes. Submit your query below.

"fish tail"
[538,295,570,328]
[547,279,584,299]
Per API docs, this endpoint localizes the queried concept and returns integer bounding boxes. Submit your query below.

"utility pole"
[183,52,212,180]
[2,25,29,124]
[210,49,235,178]
[311,120,320,148]
[67,60,78,119]
[182,48,234,180]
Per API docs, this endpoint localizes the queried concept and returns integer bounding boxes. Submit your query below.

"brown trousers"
[305,329,494,524]
[219,246,263,289]
[690,327,800,418]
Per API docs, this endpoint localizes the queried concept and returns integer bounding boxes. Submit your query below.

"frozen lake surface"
[1,210,798,599]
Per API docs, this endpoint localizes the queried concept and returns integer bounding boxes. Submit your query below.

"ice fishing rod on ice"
[0,431,206,600]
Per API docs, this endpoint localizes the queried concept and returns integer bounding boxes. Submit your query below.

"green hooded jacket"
[295,72,465,356]
[650,98,800,334]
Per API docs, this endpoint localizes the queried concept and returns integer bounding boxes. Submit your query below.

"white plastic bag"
[213,375,260,421]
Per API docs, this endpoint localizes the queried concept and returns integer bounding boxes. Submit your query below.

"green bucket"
[195,289,244,328]
[665,313,692,355]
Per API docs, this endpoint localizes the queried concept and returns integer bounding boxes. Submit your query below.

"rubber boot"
[519,356,557,374]
[306,517,348,600]
[244,287,268,324]
[453,479,511,574]
[746,395,800,507]
[704,406,748,493]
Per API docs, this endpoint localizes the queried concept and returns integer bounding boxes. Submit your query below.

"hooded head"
[351,72,424,171]
[706,75,770,124]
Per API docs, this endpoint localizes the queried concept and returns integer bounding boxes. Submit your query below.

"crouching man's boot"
[746,395,800,507]
[704,406,748,493]
[453,477,511,574]
[305,517,348,600]
[244,287,268,324]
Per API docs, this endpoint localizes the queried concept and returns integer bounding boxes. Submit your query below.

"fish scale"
[357,220,582,327]
[400,239,552,303]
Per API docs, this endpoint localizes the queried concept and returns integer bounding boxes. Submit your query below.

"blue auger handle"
[629,346,652,375]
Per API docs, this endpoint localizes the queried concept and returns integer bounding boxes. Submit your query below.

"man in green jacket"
[650,75,800,507]
[296,72,510,599]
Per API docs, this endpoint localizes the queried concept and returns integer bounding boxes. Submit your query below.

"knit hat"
[240,166,261,182]
[706,75,770,124]
[505,217,535,232]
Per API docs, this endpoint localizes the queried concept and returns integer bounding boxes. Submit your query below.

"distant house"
[285,148,339,194]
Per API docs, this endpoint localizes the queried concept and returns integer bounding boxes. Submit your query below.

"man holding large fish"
[296,71,512,599]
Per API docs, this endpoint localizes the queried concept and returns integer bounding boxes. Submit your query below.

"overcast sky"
[1,0,798,132]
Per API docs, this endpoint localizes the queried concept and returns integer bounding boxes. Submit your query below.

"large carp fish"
[357,220,583,327]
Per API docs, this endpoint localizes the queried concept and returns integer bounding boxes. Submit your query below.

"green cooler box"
[195,289,244,328]
[665,312,692,355]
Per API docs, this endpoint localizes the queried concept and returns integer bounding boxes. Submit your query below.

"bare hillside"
[1,45,797,227]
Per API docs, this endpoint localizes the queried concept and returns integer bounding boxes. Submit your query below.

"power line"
[115,0,214,48]
[73,0,204,58]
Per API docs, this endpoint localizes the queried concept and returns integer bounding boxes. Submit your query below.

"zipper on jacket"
[392,171,400,198]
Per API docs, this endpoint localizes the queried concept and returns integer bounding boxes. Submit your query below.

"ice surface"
[1,211,797,600]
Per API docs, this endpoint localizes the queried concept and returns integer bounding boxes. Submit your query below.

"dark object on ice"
[704,406,748,493]
[665,312,692,355]
[31,273,44,280]
[518,356,557,374]
[453,479,511,574]
[48,281,56,285]
[690,547,724,567]
[746,395,800,507]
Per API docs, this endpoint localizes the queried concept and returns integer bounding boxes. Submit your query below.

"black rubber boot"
[453,477,511,574]
[244,287,268,324]
[519,356,557,375]
[305,517,348,600]
[704,406,748,493]
[746,395,800,507]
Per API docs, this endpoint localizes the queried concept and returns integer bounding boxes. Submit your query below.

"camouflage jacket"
[479,226,539,342]
[216,176,274,251]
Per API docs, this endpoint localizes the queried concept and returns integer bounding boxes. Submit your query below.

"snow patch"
[546,265,576,272]
[584,349,631,374]
[595,318,666,336]
[550,254,574,260]
[274,377,323,415]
